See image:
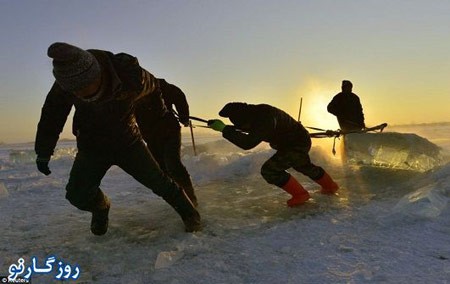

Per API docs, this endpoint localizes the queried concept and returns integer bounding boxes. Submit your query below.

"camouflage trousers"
[260,146,325,187]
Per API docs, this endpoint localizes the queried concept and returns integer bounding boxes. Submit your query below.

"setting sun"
[295,79,341,131]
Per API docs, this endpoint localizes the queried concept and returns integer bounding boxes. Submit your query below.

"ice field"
[1,123,449,283]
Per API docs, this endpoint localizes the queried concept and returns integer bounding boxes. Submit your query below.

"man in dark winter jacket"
[327,80,365,132]
[135,79,198,206]
[207,102,339,207]
[35,42,201,235]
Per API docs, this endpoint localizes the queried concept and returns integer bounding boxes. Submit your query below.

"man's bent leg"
[66,151,111,235]
[163,132,198,206]
[261,151,310,206]
[117,141,201,232]
[291,149,338,194]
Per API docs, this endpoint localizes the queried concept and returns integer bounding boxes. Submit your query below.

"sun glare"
[297,81,340,131]
[304,94,338,130]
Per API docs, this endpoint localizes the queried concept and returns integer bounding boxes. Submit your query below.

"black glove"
[36,156,51,175]
[179,116,190,127]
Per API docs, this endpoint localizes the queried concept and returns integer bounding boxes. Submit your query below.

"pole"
[297,97,303,122]
[189,116,208,123]
[189,120,197,156]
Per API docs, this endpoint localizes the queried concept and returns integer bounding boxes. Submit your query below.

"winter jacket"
[35,49,164,157]
[135,79,190,139]
[327,92,365,131]
[222,104,311,150]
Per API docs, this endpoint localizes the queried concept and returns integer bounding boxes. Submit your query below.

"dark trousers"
[144,121,194,193]
[260,146,325,187]
[65,140,183,211]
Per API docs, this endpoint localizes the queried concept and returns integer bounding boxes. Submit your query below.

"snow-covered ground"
[1,123,450,283]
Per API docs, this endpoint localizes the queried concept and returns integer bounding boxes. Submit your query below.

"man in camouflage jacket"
[208,102,339,207]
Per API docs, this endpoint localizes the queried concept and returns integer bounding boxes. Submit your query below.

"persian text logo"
[7,255,80,282]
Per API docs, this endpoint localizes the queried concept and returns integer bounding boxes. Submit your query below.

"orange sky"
[1,1,449,143]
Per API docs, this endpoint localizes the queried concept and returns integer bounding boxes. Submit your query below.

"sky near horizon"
[1,0,449,143]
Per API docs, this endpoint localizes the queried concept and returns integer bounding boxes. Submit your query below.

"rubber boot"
[315,172,339,195]
[90,190,111,236]
[281,175,311,207]
[164,188,202,232]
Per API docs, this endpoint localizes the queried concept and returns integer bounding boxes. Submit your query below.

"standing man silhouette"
[327,80,365,132]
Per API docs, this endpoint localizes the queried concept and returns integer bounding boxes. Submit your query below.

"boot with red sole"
[315,172,339,195]
[281,175,311,207]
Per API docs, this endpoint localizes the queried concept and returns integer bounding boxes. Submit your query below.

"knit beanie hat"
[219,102,252,127]
[47,42,101,92]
